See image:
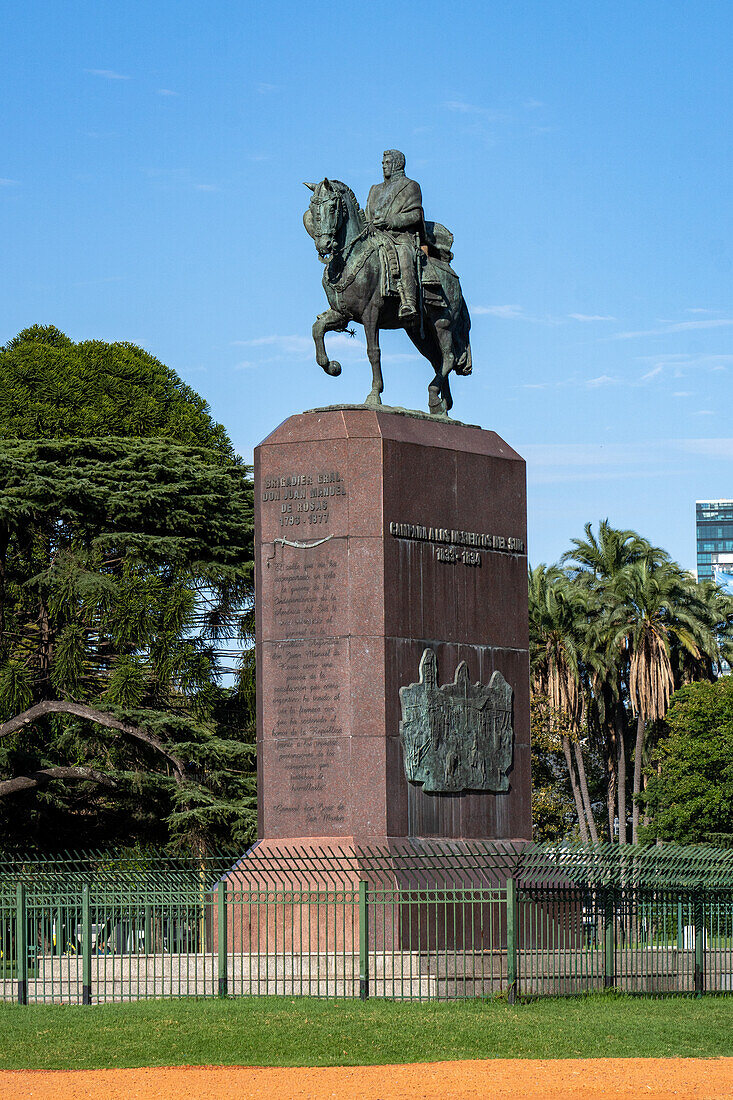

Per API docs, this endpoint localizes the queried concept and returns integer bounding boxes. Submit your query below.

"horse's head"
[304,179,346,263]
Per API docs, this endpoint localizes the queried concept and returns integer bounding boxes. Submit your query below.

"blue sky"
[2,1,731,570]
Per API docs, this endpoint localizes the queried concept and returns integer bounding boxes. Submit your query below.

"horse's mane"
[328,180,366,229]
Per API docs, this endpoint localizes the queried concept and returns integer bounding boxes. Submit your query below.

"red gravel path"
[2,1058,732,1099]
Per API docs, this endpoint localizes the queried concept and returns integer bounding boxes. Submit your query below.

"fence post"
[677,899,683,952]
[82,884,92,1005]
[694,892,705,996]
[604,891,616,989]
[16,883,27,1005]
[144,904,152,954]
[217,879,228,997]
[358,880,369,1000]
[506,877,518,1004]
[54,906,63,957]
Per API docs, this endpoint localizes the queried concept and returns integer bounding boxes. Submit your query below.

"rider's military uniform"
[366,173,425,322]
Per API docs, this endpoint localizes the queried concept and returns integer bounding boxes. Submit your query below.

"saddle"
[372,220,457,304]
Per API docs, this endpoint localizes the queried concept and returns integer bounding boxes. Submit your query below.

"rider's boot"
[398,295,419,323]
[398,266,420,323]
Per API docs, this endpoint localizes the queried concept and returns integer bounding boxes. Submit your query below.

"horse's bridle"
[311,191,344,257]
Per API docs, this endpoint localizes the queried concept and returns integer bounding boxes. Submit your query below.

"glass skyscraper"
[696,499,733,591]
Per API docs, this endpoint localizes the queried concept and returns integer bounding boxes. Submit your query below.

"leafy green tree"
[0,327,255,852]
[641,677,733,844]
[530,693,582,842]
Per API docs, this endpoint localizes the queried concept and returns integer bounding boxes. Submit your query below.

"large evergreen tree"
[0,326,255,852]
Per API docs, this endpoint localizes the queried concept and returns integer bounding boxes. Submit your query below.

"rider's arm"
[386,182,424,231]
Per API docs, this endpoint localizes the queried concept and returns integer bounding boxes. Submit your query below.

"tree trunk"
[607,720,618,842]
[0,526,8,639]
[616,704,627,845]
[574,740,599,844]
[0,766,115,798]
[632,712,646,845]
[0,700,186,781]
[562,735,590,843]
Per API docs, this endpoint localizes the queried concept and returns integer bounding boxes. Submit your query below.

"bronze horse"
[304,179,471,415]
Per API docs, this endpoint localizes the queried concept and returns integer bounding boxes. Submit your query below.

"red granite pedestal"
[230,405,532,954]
[255,404,530,845]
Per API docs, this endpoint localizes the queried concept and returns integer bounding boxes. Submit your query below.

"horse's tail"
[454,296,472,376]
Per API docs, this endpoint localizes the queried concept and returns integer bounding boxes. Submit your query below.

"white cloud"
[568,313,616,322]
[640,365,663,381]
[72,275,125,287]
[85,69,130,80]
[256,82,279,94]
[472,304,525,319]
[230,331,369,365]
[157,88,179,96]
[614,318,733,339]
[685,307,719,314]
[681,438,733,457]
[444,100,506,120]
[585,375,617,388]
[194,183,219,192]
[694,410,716,416]
[233,334,312,355]
[672,391,693,397]
[519,438,733,486]
[0,178,18,186]
[635,352,733,375]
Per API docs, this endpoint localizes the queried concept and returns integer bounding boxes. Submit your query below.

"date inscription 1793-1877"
[399,650,514,795]
[303,150,472,418]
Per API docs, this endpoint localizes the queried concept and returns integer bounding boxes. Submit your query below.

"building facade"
[696,499,733,589]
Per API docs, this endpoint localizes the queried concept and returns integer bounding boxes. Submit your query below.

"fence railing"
[2,842,733,1004]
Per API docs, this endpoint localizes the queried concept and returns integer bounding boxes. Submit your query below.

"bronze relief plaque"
[399,650,514,794]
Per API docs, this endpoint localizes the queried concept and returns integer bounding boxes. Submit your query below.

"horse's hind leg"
[363,304,383,405]
[313,308,348,376]
[407,325,445,414]
[433,320,456,413]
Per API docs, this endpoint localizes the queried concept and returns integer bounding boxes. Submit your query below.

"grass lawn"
[1,995,732,1070]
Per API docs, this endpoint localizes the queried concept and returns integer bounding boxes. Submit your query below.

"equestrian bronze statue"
[303,150,472,416]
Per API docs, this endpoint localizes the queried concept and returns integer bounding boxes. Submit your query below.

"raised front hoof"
[320,360,342,377]
[364,390,383,407]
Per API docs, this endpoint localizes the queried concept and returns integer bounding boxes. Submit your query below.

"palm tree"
[530,522,728,847]
[563,519,669,581]
[560,522,667,844]
[608,560,715,844]
[673,577,733,684]
[528,565,598,843]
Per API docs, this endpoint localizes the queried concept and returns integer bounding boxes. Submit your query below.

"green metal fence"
[2,842,733,1003]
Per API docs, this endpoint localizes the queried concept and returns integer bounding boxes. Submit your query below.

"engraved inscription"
[270,636,343,740]
[390,521,524,555]
[270,555,340,633]
[436,546,482,566]
[399,650,514,793]
[261,469,347,527]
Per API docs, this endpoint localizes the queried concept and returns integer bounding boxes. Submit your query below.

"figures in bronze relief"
[399,650,514,794]
[303,150,472,416]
